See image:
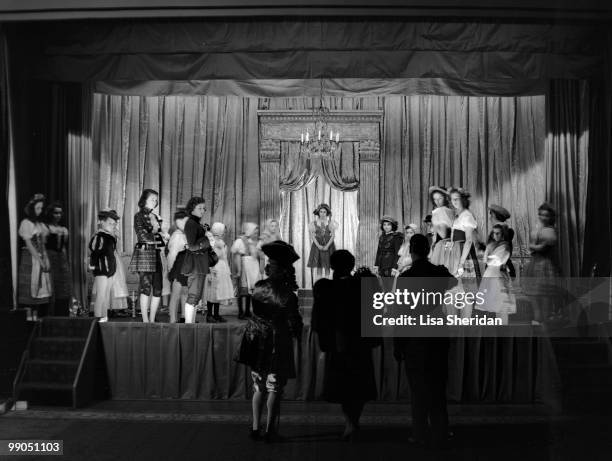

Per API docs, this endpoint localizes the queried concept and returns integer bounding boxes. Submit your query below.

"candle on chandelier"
[336,133,339,142]
[329,130,333,140]
[306,132,309,142]
[301,133,304,143]
[318,130,321,140]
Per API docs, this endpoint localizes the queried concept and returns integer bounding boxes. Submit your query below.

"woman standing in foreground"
[312,250,380,441]
[236,240,303,443]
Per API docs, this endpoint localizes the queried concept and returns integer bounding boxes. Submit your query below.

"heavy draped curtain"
[0,27,15,309]
[382,94,547,263]
[279,142,360,192]
[545,80,590,277]
[91,94,260,255]
[278,143,360,288]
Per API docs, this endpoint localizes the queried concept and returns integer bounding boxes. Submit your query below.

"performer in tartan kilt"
[128,189,169,322]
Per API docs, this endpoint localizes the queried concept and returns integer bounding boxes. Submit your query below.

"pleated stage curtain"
[382,94,548,259]
[91,94,260,255]
[0,27,15,309]
[545,80,590,277]
[99,322,561,406]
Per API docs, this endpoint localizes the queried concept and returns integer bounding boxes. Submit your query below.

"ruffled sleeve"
[231,238,246,255]
[432,206,454,227]
[456,210,477,231]
[18,219,36,240]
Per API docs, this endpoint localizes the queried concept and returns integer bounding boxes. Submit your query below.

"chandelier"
[299,80,340,159]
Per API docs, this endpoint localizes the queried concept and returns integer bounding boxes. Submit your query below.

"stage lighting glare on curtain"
[299,80,340,160]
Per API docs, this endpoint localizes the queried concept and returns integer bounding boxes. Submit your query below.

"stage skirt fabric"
[522,254,560,296]
[307,243,336,269]
[445,240,481,280]
[204,259,235,303]
[47,249,72,300]
[238,255,261,295]
[100,322,561,406]
[18,248,52,305]
[430,238,450,266]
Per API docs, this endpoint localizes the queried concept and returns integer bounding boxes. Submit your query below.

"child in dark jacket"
[89,209,128,321]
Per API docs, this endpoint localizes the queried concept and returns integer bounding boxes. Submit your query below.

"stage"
[99,317,562,406]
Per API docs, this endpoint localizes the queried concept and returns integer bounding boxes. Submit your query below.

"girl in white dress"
[477,224,516,325]
[231,222,264,319]
[261,219,282,244]
[205,222,235,323]
[397,223,418,273]
[428,186,455,267]
[446,188,481,280]
[446,188,481,317]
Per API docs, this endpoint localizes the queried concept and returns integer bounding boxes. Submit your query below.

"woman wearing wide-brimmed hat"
[428,186,455,268]
[374,215,404,277]
[307,203,337,283]
[236,240,303,443]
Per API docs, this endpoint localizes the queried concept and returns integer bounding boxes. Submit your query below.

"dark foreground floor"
[1,404,611,461]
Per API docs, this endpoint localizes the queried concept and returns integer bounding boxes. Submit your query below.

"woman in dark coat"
[312,250,381,441]
[236,240,303,443]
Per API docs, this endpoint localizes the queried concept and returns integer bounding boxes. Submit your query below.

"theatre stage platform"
[99,315,561,406]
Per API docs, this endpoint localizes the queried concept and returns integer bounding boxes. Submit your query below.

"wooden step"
[40,317,96,338]
[31,337,87,361]
[23,359,79,385]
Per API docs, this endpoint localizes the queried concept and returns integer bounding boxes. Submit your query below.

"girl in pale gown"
[231,222,264,319]
[205,222,235,323]
[261,219,283,244]
[428,186,455,267]
[397,224,418,273]
[477,224,516,325]
[446,188,481,317]
[523,203,560,325]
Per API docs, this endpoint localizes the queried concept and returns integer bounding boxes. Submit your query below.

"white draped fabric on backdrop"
[280,177,358,289]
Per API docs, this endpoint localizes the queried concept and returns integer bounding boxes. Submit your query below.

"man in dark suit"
[393,234,458,449]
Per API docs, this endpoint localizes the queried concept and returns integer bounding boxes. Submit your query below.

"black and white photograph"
[1,1,612,460]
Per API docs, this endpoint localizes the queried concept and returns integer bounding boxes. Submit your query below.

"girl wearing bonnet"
[204,222,235,323]
[231,222,264,319]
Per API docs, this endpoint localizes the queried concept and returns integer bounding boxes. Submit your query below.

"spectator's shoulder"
[433,263,453,277]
